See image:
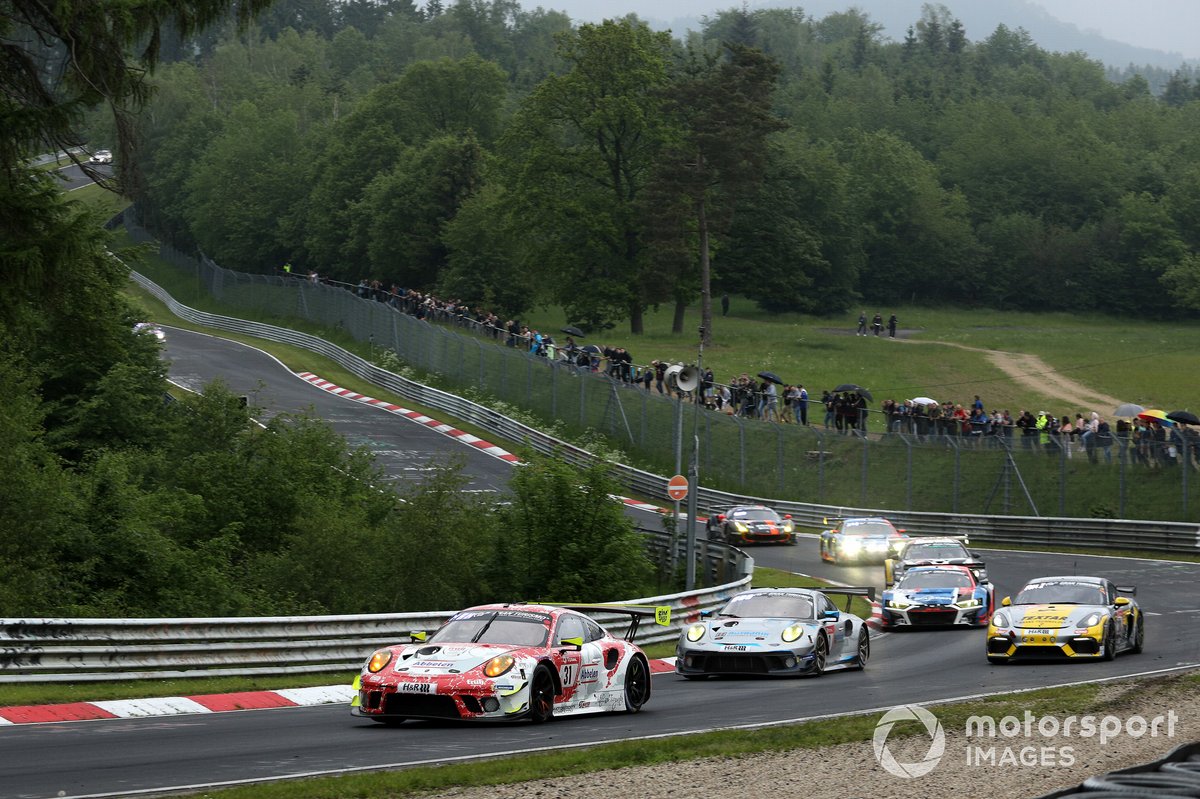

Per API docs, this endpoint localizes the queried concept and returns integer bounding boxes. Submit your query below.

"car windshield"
[904,542,969,560]
[841,521,894,537]
[719,593,814,619]
[729,508,780,521]
[898,570,973,589]
[1014,582,1108,606]
[429,610,551,646]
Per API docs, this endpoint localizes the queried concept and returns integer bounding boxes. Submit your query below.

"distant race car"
[706,504,796,545]
[881,565,994,629]
[675,586,873,678]
[884,536,985,586]
[986,576,1143,663]
[90,149,113,164]
[353,602,667,724]
[819,516,907,564]
[133,322,165,341]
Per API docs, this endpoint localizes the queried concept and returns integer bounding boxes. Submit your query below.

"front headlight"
[992,611,1010,628]
[733,522,749,532]
[956,598,982,609]
[686,624,706,642]
[782,521,794,532]
[781,624,804,642]
[367,650,392,673]
[887,599,910,610]
[483,655,515,677]
[841,538,862,553]
[1082,612,1104,628]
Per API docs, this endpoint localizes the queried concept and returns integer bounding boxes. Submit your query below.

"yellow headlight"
[956,599,981,608]
[887,600,910,609]
[686,624,706,642]
[734,522,749,532]
[483,655,515,678]
[782,624,804,642]
[367,650,392,673]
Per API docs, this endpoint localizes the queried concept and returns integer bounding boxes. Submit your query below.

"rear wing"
[554,603,672,642]
[903,533,971,545]
[1115,585,1137,596]
[820,586,876,611]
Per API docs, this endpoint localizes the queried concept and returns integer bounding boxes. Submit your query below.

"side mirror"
[717,514,726,522]
[558,636,583,651]
[1114,597,1131,607]
[971,552,982,558]
[821,609,840,620]
[896,528,907,534]
[783,513,792,520]
[1001,596,1011,607]
[409,630,428,642]
[700,609,713,618]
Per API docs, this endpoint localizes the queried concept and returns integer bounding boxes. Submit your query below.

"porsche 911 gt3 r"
[987,576,1144,663]
[353,603,667,724]
[884,536,985,586]
[819,516,907,564]
[675,587,873,678]
[881,565,993,628]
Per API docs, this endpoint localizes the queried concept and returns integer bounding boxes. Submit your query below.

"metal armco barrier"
[0,533,750,682]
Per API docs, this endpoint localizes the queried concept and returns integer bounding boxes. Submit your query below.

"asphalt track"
[3,329,1197,799]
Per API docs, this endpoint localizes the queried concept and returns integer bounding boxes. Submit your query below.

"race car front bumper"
[675,647,819,676]
[354,674,528,720]
[986,625,1105,660]
[884,604,987,627]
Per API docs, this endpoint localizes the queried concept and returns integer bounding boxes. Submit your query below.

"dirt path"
[898,338,1123,415]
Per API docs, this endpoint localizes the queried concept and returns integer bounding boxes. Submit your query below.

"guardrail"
[0,532,750,683]
[128,271,1200,556]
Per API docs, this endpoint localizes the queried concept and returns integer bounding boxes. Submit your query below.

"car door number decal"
[561,664,576,684]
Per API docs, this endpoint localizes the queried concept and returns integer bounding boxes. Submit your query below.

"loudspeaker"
[675,366,700,393]
[664,363,684,390]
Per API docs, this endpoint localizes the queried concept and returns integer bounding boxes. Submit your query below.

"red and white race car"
[353,603,667,724]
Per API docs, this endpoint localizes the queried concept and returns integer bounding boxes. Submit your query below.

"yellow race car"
[986,576,1143,663]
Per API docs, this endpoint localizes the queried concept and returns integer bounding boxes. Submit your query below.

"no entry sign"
[667,474,689,501]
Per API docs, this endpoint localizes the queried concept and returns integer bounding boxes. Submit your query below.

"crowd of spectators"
[298,273,1197,469]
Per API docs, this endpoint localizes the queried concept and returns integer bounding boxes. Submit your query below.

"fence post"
[476,339,484,390]
[1059,435,1067,517]
[898,432,914,510]
[551,361,558,420]
[737,415,746,487]
[947,434,961,513]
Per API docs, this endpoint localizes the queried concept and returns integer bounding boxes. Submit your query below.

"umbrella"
[580,344,600,354]
[1137,409,1175,426]
[834,383,872,401]
[561,326,585,338]
[910,397,938,406]
[1113,402,1144,418]
[758,371,784,384]
[1167,410,1200,425]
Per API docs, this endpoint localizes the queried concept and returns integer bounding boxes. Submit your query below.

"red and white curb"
[0,662,678,725]
[297,372,520,463]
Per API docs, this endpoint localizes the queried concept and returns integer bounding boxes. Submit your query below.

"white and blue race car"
[881,565,994,629]
[675,587,873,678]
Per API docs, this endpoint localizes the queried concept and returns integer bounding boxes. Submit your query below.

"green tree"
[504,19,673,334]
[492,455,653,602]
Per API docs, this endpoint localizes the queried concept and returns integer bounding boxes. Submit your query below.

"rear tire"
[624,657,650,712]
[1131,615,1145,654]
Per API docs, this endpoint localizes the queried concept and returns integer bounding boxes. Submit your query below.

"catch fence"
[123,216,1198,522]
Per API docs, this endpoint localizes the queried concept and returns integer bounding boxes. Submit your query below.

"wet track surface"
[3,329,1197,798]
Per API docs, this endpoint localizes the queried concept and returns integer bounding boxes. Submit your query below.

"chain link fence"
[125,217,1198,523]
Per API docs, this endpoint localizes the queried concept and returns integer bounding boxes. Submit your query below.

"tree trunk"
[698,195,712,347]
[629,302,644,334]
[672,297,686,333]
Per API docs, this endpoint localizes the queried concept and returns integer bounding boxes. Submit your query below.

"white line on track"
[55,661,1200,799]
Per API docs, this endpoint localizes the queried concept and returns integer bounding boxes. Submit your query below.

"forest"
[106,0,1200,335]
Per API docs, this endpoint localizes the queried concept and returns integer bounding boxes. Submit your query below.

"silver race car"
[675,587,873,678]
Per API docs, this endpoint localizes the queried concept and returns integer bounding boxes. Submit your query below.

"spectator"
[872,312,883,337]
[797,384,809,425]
[887,314,898,338]
[856,311,867,336]
[721,294,730,316]
[823,390,835,428]
[1097,417,1114,463]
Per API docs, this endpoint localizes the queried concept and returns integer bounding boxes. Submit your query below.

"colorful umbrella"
[1137,409,1175,426]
